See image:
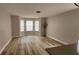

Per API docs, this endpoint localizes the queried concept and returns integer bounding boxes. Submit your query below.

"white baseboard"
[0,38,12,54]
[47,35,68,45]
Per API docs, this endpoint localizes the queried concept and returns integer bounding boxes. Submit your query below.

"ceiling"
[0,3,78,18]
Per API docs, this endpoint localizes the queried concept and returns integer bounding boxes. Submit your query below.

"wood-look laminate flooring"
[1,36,62,55]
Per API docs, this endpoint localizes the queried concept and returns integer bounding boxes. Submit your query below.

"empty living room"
[0,2,79,56]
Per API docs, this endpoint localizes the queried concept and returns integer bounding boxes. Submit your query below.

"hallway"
[2,36,62,55]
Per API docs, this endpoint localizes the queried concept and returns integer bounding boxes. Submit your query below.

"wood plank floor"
[1,36,62,55]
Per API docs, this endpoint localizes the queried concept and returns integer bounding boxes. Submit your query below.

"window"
[20,20,24,32]
[20,20,39,32]
[35,21,39,31]
[26,21,33,31]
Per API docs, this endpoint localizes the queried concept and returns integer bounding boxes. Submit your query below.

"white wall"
[11,15,20,38]
[0,7,11,53]
[47,8,79,45]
